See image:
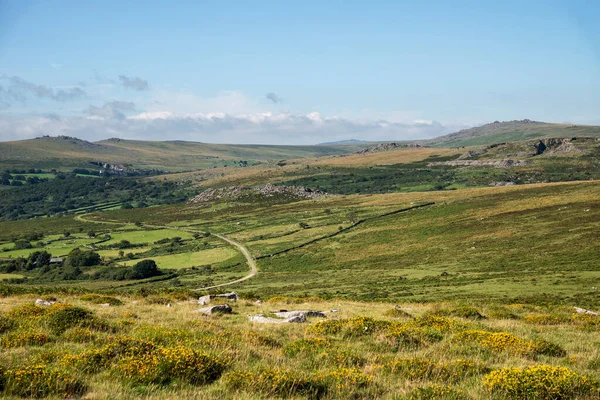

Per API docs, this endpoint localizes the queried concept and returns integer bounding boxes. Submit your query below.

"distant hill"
[0,135,373,172]
[318,139,371,145]
[424,119,600,147]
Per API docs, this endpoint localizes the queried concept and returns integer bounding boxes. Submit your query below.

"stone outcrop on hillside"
[188,184,324,203]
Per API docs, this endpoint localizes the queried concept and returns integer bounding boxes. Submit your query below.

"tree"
[66,249,101,267]
[26,251,52,270]
[129,259,160,279]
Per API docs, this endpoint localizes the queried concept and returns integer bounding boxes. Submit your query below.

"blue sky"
[0,0,599,143]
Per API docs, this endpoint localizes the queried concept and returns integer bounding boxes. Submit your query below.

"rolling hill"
[0,136,373,172]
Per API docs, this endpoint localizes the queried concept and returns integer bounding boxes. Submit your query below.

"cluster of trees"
[0,247,162,282]
[1,170,51,186]
[0,175,194,220]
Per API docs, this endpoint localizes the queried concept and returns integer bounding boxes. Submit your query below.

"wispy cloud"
[265,92,283,104]
[0,75,86,102]
[118,75,149,91]
[86,101,136,120]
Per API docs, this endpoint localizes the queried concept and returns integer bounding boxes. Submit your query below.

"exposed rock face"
[198,295,211,306]
[427,159,530,168]
[355,142,422,155]
[533,138,583,156]
[188,184,325,203]
[489,181,516,187]
[197,304,233,315]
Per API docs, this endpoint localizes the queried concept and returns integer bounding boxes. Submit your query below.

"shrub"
[223,368,327,398]
[4,365,86,398]
[284,337,330,356]
[79,294,124,306]
[60,336,157,373]
[483,365,599,399]
[571,314,600,331]
[7,304,46,319]
[455,330,566,357]
[0,315,15,334]
[114,345,226,385]
[63,327,97,343]
[487,307,520,320]
[384,325,443,350]
[315,368,372,392]
[383,307,412,318]
[523,314,565,325]
[0,329,51,348]
[307,316,391,337]
[406,385,467,400]
[44,304,94,334]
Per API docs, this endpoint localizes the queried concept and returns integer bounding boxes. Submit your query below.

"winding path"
[74,213,258,292]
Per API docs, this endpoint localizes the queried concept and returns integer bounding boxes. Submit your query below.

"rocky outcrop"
[427,159,530,168]
[355,142,422,155]
[189,184,325,203]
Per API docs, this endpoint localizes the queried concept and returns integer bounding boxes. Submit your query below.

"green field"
[122,247,239,270]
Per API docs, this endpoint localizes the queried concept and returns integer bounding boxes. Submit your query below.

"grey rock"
[198,295,211,305]
[214,292,239,301]
[35,299,56,306]
[197,304,232,315]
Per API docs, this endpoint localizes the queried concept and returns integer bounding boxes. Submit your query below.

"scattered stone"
[99,303,111,307]
[354,142,422,155]
[198,295,211,305]
[574,307,599,316]
[197,304,233,315]
[167,303,172,308]
[254,300,262,305]
[132,300,140,305]
[35,299,56,306]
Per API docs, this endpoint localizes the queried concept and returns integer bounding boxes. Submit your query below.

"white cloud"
[0,110,463,144]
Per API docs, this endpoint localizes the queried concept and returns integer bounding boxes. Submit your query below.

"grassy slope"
[425,121,600,147]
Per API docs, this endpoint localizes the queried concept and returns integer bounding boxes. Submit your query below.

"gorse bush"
[483,365,600,399]
[43,304,93,334]
[0,329,50,348]
[224,368,327,398]
[523,314,565,325]
[4,365,86,398]
[454,330,566,357]
[386,358,488,383]
[60,336,157,373]
[113,345,227,385]
[306,316,391,336]
[383,307,412,318]
[406,384,468,400]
